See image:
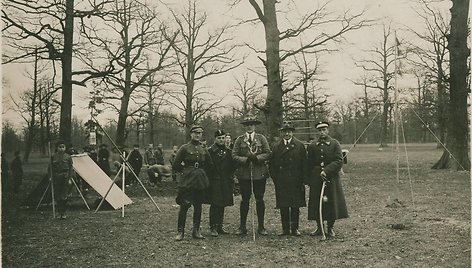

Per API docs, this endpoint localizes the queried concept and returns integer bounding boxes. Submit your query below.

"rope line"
[400,112,415,209]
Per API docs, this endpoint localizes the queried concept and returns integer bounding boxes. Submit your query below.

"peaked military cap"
[214,129,226,137]
[279,122,295,131]
[241,115,261,125]
[315,121,330,129]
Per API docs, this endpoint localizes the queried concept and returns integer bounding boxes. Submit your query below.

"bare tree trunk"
[58,0,74,147]
[433,0,470,170]
[262,0,283,139]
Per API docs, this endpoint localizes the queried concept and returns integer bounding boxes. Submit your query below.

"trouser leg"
[253,179,267,229]
[239,180,251,230]
[290,207,300,231]
[280,207,290,233]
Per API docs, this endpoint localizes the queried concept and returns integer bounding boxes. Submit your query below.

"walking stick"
[250,161,256,241]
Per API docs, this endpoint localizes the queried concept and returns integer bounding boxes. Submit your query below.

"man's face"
[57,144,66,153]
[225,135,231,143]
[245,123,256,133]
[317,127,329,139]
[215,135,226,146]
[282,130,293,140]
[157,144,163,150]
[172,146,178,151]
[191,130,203,141]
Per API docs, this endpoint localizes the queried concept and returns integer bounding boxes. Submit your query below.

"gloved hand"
[321,171,329,182]
[247,154,258,163]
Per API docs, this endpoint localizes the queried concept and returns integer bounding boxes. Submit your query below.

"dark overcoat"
[128,149,143,174]
[97,148,111,175]
[172,140,212,205]
[207,143,235,207]
[269,137,306,208]
[306,136,348,221]
[232,133,271,181]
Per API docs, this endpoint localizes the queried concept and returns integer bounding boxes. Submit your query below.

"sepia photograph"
[1,0,470,267]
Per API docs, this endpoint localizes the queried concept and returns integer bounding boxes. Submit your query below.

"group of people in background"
[172,115,348,241]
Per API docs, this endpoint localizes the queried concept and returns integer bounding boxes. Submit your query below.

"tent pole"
[92,115,161,212]
[35,181,50,211]
[94,160,127,213]
[70,173,90,210]
[122,151,125,218]
[48,142,56,219]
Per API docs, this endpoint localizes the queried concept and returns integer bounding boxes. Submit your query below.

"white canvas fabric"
[71,154,133,209]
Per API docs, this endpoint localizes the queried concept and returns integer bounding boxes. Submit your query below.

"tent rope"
[410,108,468,172]
[400,112,415,209]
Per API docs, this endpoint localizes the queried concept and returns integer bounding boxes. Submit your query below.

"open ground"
[2,143,470,267]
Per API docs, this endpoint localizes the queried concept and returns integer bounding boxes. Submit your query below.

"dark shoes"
[327,228,335,237]
[257,227,268,236]
[310,227,323,236]
[210,228,219,237]
[175,232,184,241]
[291,229,301,236]
[236,228,248,235]
[217,227,230,235]
[192,228,205,239]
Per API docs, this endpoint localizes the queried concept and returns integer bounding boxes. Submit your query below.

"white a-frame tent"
[71,153,132,209]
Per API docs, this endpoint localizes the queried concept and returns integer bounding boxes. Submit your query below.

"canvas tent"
[23,154,132,210]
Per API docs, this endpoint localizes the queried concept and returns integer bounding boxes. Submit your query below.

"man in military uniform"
[50,141,73,219]
[232,115,271,235]
[269,123,306,236]
[306,121,348,237]
[208,129,235,237]
[172,125,213,241]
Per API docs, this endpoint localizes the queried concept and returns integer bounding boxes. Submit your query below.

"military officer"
[232,115,271,236]
[306,121,348,237]
[172,125,213,241]
[269,123,306,236]
[50,140,73,219]
[207,129,235,237]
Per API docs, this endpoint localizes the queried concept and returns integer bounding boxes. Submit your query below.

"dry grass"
[2,144,470,267]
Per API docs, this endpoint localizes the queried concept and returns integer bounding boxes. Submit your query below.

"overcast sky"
[1,0,452,130]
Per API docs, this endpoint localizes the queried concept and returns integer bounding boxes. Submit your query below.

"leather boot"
[238,200,249,235]
[210,226,219,237]
[327,220,335,237]
[175,227,185,241]
[256,200,267,235]
[175,205,188,241]
[192,227,205,239]
[217,225,229,235]
[279,208,290,236]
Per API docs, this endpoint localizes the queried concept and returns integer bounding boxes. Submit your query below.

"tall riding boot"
[327,220,336,237]
[237,200,249,235]
[256,200,267,235]
[175,205,189,241]
[209,205,218,236]
[217,207,229,234]
[279,208,290,235]
[290,207,301,236]
[192,204,205,239]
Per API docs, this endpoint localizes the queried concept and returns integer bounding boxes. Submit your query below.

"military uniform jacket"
[144,149,156,165]
[232,133,271,181]
[50,152,72,178]
[208,143,235,207]
[269,137,306,208]
[172,140,212,190]
[306,136,348,221]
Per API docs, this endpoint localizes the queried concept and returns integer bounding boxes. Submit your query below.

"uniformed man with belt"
[172,125,213,241]
[232,115,271,236]
[50,140,73,219]
[306,121,348,237]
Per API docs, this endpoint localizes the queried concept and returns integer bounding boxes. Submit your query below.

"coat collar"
[316,136,332,146]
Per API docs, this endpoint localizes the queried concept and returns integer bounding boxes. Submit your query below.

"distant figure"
[128,144,143,184]
[145,144,158,185]
[88,145,98,164]
[50,141,73,219]
[155,143,165,165]
[224,133,233,150]
[97,144,111,176]
[11,150,24,194]
[170,145,179,182]
[2,153,9,195]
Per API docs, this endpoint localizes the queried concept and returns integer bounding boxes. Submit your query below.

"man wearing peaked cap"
[232,114,271,236]
[306,120,348,238]
[269,122,306,236]
[207,129,236,237]
[172,124,213,241]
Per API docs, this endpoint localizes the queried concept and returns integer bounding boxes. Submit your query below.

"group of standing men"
[171,115,348,241]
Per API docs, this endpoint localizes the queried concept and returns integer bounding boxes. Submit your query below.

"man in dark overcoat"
[232,115,271,235]
[97,144,111,176]
[207,129,235,237]
[172,125,213,241]
[306,121,348,237]
[269,123,306,236]
[128,144,143,184]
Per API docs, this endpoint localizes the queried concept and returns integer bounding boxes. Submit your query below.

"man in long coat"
[232,115,271,235]
[97,144,111,176]
[269,123,306,236]
[207,129,235,237]
[306,121,348,237]
[128,144,143,184]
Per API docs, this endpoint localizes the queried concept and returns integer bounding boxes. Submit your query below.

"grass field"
[2,144,470,267]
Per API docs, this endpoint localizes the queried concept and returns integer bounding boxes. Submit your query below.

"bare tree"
[166,0,243,137]
[234,0,370,139]
[231,73,261,117]
[433,0,470,170]
[2,0,114,146]
[355,24,403,147]
[79,0,177,147]
[408,0,450,147]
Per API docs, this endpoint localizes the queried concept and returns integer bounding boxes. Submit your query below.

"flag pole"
[394,30,400,203]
